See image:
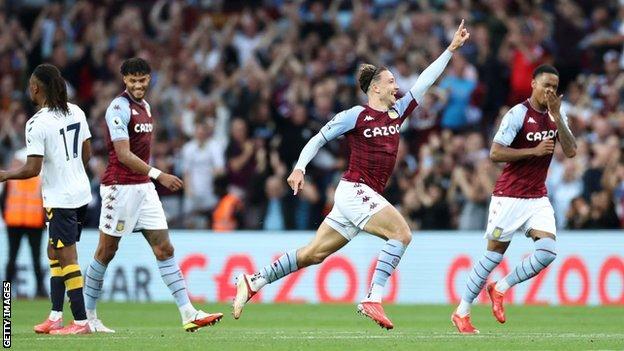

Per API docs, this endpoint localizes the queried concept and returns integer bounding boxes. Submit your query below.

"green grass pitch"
[8,300,624,350]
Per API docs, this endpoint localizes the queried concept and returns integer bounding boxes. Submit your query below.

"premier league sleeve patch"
[492,227,503,239]
[115,220,125,233]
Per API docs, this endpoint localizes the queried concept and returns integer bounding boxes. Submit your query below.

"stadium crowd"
[1,0,623,231]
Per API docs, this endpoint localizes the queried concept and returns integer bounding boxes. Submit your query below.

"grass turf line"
[9,300,624,350]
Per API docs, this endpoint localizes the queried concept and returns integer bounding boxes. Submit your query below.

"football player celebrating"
[452,64,576,334]
[233,21,470,329]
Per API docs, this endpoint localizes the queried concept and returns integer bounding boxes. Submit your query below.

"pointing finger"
[293,181,299,195]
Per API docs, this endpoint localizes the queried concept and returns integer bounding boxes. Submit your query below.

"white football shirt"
[25,103,92,208]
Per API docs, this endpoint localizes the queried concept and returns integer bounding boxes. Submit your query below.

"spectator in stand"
[503,19,550,105]
[566,196,591,229]
[261,176,288,231]
[567,190,620,230]
[181,118,225,229]
[277,104,314,170]
[212,175,243,232]
[579,6,619,71]
[553,0,585,89]
[581,141,612,201]
[448,159,497,231]
[472,22,508,131]
[413,168,452,230]
[586,191,621,229]
[1,149,46,297]
[587,51,624,114]
[300,1,336,44]
[439,52,478,131]
[550,159,583,228]
[226,118,255,191]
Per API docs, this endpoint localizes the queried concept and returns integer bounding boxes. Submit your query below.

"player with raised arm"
[233,21,470,330]
[81,58,222,333]
[452,64,577,334]
[0,64,93,334]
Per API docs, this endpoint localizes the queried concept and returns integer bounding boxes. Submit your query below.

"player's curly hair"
[32,64,69,115]
[120,57,151,76]
[358,64,388,94]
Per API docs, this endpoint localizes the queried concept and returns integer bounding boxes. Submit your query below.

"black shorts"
[45,205,88,249]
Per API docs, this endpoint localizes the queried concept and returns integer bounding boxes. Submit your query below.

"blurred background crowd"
[1,0,623,232]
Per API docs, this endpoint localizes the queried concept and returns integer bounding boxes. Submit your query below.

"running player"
[452,64,577,334]
[233,21,470,330]
[82,58,222,333]
[0,64,93,334]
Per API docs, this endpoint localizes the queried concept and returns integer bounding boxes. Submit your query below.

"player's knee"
[387,226,411,246]
[56,247,78,267]
[153,243,174,260]
[397,228,412,246]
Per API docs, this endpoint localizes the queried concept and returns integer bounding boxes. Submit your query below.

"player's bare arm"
[546,91,577,158]
[490,139,554,163]
[82,139,92,168]
[113,139,183,191]
[0,155,43,182]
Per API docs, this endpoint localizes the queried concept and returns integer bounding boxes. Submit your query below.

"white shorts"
[325,180,390,241]
[484,196,556,242]
[99,182,168,237]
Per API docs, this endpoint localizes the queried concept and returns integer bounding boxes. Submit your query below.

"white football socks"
[179,303,197,322]
[48,310,62,321]
[249,272,268,291]
[86,309,97,320]
[365,283,384,303]
[456,299,471,317]
[495,279,511,293]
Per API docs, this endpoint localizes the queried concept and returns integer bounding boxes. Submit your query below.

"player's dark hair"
[358,64,387,93]
[32,64,69,115]
[532,64,559,79]
[120,57,151,76]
